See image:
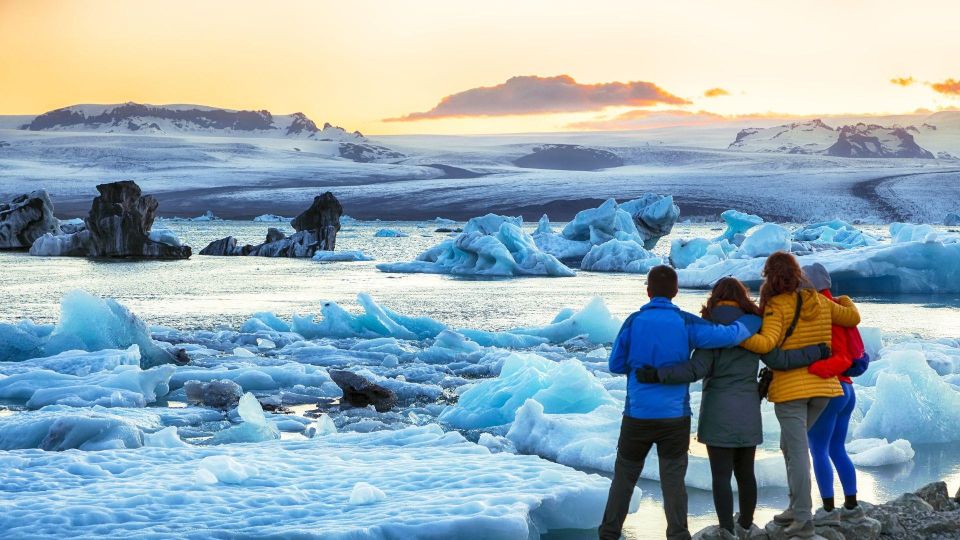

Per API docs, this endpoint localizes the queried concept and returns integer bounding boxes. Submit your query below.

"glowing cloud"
[930,78,960,96]
[567,109,724,130]
[890,77,916,87]
[384,75,689,121]
[703,87,731,98]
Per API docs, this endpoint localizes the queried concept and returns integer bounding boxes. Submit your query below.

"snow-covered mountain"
[729,119,934,158]
[20,103,365,141]
[728,119,837,154]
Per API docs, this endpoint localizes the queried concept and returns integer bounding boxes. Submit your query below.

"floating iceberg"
[379,214,574,277]
[252,214,291,222]
[669,238,712,269]
[736,223,791,259]
[716,210,763,243]
[855,350,960,443]
[439,353,616,429]
[0,406,160,451]
[147,226,183,247]
[0,346,141,376]
[373,228,408,238]
[678,229,960,294]
[580,238,663,273]
[792,220,878,249]
[9,290,183,368]
[0,425,622,539]
[459,297,620,347]
[312,250,373,262]
[619,194,681,249]
[0,364,174,409]
[293,293,447,340]
[845,438,915,467]
[209,393,280,444]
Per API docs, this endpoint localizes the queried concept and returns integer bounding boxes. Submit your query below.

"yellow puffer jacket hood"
[741,288,860,403]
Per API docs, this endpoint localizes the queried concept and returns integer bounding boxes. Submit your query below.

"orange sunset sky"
[1,0,958,135]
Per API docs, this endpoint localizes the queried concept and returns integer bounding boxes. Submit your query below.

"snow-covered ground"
[2,108,960,223]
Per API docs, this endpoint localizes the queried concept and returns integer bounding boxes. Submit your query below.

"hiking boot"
[700,526,737,540]
[734,522,763,539]
[813,507,841,526]
[773,508,795,526]
[783,519,816,538]
[839,504,866,522]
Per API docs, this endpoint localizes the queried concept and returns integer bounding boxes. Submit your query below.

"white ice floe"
[293,293,447,340]
[0,364,174,409]
[378,213,574,277]
[252,214,291,222]
[792,219,878,249]
[845,438,915,466]
[312,250,374,262]
[736,223,792,259]
[373,228,408,238]
[716,210,763,243]
[209,392,280,444]
[579,238,663,273]
[439,353,615,429]
[0,345,141,376]
[0,425,628,538]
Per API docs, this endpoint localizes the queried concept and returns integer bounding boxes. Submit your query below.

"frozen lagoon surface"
[0,220,959,539]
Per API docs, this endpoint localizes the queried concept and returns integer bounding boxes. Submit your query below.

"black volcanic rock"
[826,124,934,158]
[328,370,397,412]
[0,190,61,249]
[513,144,624,171]
[29,180,192,259]
[201,192,343,257]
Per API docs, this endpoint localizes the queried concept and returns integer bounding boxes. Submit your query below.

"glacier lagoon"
[1,219,959,539]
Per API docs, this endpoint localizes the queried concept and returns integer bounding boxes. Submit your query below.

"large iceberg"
[0,425,628,538]
[580,238,663,273]
[378,214,574,277]
[0,290,183,367]
[678,225,960,294]
[736,223,791,259]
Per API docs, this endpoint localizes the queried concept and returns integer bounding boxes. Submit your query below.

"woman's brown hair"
[701,277,762,319]
[758,251,806,311]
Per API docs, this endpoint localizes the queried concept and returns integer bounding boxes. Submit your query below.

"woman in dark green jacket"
[638,277,829,539]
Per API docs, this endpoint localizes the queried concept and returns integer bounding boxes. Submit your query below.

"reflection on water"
[0,221,957,339]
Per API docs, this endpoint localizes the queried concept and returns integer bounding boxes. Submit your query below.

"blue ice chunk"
[716,210,763,243]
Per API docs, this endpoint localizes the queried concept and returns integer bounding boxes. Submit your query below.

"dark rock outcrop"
[200,192,343,257]
[338,142,404,162]
[29,181,191,259]
[328,370,397,412]
[0,190,61,249]
[696,481,960,540]
[513,144,624,171]
[826,124,934,159]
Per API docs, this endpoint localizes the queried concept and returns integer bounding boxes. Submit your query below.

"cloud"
[384,75,690,121]
[930,78,960,96]
[567,109,724,130]
[703,87,730,98]
[890,76,916,87]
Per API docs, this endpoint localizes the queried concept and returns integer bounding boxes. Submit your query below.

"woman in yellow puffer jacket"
[739,252,860,538]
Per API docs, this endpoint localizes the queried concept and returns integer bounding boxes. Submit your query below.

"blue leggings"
[807,382,857,498]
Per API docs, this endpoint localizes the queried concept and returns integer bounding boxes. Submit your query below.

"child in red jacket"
[803,263,866,524]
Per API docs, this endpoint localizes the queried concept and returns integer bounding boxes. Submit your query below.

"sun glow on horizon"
[1,0,958,135]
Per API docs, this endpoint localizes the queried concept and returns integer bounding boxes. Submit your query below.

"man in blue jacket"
[599,266,758,540]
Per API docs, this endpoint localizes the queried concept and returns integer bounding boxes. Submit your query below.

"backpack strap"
[778,291,803,347]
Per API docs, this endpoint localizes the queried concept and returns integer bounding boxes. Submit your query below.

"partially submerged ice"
[378,214,574,277]
[677,223,960,294]
[0,425,628,539]
[715,210,763,243]
[0,405,171,451]
[209,392,280,444]
[0,363,175,409]
[792,219,878,249]
[579,238,663,273]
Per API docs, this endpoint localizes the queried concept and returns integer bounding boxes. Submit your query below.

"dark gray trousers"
[774,397,829,522]
[599,415,692,540]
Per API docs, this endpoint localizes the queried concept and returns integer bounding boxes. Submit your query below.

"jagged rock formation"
[29,181,191,259]
[827,124,935,158]
[729,119,935,158]
[0,190,61,249]
[513,144,624,171]
[328,370,397,412]
[184,379,243,410]
[200,192,343,257]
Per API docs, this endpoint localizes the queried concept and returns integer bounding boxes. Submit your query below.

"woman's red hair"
[759,251,806,311]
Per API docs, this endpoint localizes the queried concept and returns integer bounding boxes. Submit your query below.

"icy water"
[1,220,959,539]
